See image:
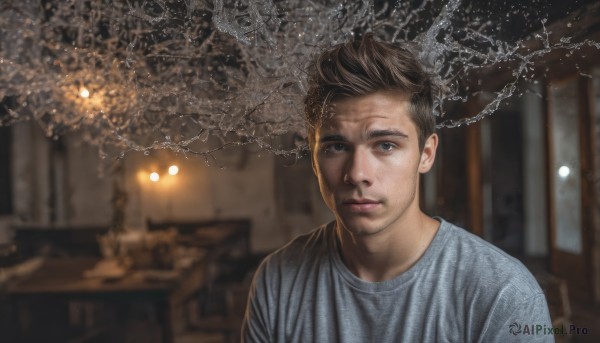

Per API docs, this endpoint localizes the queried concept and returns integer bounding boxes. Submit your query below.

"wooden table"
[5,256,208,343]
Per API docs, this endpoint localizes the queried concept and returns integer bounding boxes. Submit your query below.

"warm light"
[558,166,570,179]
[80,88,90,98]
[149,172,160,182]
[168,165,179,175]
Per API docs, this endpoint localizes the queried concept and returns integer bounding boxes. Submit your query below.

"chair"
[184,253,267,343]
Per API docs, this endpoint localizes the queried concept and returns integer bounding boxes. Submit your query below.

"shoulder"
[434,220,551,339]
[438,219,543,297]
[243,225,332,342]
[254,222,332,281]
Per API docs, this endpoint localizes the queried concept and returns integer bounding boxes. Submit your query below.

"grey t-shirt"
[242,219,553,342]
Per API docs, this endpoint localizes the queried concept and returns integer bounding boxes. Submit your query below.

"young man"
[242,34,552,342]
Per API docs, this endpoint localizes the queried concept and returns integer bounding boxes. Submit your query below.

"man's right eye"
[323,143,347,153]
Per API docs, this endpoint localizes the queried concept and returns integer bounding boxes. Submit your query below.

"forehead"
[319,91,415,132]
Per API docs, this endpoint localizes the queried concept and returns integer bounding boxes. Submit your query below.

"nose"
[343,147,373,186]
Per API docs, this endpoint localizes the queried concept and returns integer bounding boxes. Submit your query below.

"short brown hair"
[304,34,436,151]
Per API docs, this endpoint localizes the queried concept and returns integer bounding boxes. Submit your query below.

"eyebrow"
[366,129,409,140]
[319,134,347,143]
[319,130,408,143]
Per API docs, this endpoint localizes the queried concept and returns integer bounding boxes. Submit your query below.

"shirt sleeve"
[241,259,273,343]
[480,292,555,343]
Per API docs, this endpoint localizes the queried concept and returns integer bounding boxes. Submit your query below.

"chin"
[337,216,387,237]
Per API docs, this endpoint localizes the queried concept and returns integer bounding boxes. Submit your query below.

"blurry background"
[0,0,599,342]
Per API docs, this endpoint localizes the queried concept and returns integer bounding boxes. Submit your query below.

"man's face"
[312,91,438,236]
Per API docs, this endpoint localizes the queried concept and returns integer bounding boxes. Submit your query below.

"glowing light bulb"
[558,166,570,179]
[150,172,160,182]
[80,88,90,98]
[168,165,179,175]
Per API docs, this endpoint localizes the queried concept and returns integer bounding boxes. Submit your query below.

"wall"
[65,135,113,226]
[8,123,331,252]
[122,145,292,252]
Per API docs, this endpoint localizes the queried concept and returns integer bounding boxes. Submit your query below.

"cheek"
[316,164,338,193]
[388,150,421,170]
[315,159,342,196]
[316,156,340,179]
[379,155,420,186]
[315,171,337,211]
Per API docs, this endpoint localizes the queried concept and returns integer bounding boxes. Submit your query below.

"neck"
[336,212,440,282]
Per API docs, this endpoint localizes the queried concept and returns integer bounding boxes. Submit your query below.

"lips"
[343,198,379,204]
[341,198,381,212]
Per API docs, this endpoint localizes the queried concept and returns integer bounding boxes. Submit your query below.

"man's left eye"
[377,142,396,151]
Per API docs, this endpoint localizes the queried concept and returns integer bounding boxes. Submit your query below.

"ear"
[418,133,438,173]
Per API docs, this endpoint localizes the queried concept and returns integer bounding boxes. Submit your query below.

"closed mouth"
[340,199,382,213]
[342,199,379,204]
